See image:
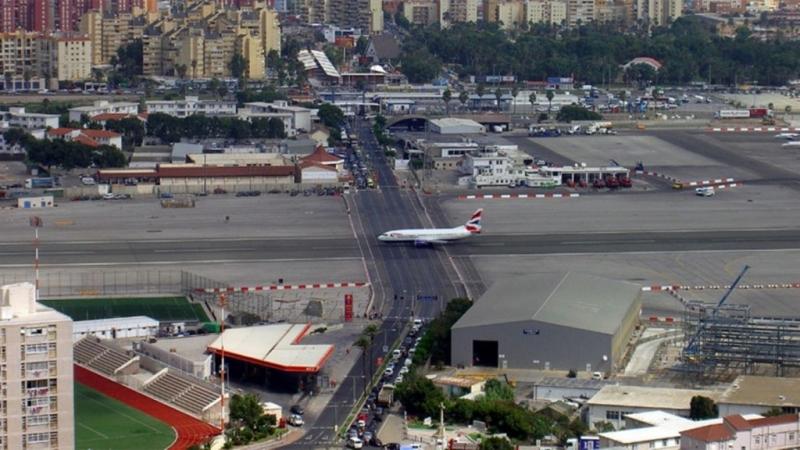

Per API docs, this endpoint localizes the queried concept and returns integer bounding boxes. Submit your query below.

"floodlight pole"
[219,293,226,433]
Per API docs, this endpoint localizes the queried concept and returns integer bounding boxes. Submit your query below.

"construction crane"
[684,265,750,358]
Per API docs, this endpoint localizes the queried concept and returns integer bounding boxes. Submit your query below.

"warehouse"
[451,272,641,374]
[429,118,486,134]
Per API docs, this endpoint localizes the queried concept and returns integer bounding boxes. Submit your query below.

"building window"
[770,435,777,444]
[755,436,761,445]
[789,432,795,442]
[606,410,620,420]
[25,432,50,443]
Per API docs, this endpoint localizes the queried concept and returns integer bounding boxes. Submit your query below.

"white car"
[347,436,364,449]
[81,177,96,185]
[695,187,715,197]
[102,193,115,200]
[384,367,394,377]
[288,414,304,426]
[399,366,409,375]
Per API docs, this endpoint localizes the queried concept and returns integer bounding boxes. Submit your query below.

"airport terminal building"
[451,272,641,374]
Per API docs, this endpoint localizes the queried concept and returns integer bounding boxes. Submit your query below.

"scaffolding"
[681,300,800,376]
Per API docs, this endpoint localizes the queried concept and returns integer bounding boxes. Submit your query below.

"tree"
[690,395,719,420]
[226,393,276,445]
[442,88,452,116]
[556,104,602,122]
[494,88,504,112]
[529,92,537,113]
[511,84,521,114]
[105,117,145,149]
[394,373,446,418]
[208,78,221,98]
[400,48,442,84]
[356,36,370,56]
[594,421,615,432]
[229,54,247,85]
[546,90,555,117]
[412,298,472,366]
[480,437,514,450]
[624,63,656,89]
[175,64,188,80]
[317,103,345,129]
[91,68,104,84]
[459,90,469,110]
[483,379,514,402]
[92,145,127,168]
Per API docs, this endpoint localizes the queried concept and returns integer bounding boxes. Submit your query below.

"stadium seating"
[143,370,219,416]
[74,337,136,376]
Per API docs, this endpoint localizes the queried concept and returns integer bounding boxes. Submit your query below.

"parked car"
[290,404,304,415]
[347,436,364,449]
[288,414,304,426]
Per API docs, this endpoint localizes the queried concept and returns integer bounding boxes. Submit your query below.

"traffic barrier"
[194,281,369,294]
[708,127,800,133]
[459,193,580,200]
[687,178,735,187]
[642,282,800,292]
[635,171,681,183]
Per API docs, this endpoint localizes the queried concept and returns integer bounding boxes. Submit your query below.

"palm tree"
[22,69,32,91]
[4,71,13,92]
[175,64,188,80]
[529,92,537,114]
[459,90,469,111]
[511,83,520,115]
[191,59,198,79]
[494,88,504,112]
[546,89,555,117]
[442,88,452,116]
[476,83,485,109]
[91,68,104,84]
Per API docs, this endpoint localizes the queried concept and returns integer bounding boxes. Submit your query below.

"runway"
[4,229,800,267]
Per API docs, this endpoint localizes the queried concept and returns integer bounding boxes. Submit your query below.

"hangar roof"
[452,272,641,335]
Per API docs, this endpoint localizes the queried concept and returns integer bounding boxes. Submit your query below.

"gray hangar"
[451,272,641,374]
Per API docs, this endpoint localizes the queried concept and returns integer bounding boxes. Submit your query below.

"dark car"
[290,404,304,415]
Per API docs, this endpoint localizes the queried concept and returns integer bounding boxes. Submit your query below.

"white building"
[239,101,312,135]
[3,107,59,130]
[717,376,800,417]
[145,96,237,118]
[429,117,486,134]
[300,161,339,183]
[73,316,159,342]
[0,282,74,449]
[68,100,139,123]
[681,414,800,450]
[587,386,720,430]
[17,196,55,209]
[47,128,123,150]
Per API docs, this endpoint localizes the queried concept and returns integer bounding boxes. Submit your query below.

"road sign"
[382,345,388,353]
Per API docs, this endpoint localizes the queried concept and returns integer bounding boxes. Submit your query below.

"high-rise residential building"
[440,0,479,27]
[496,0,524,29]
[483,0,499,21]
[566,0,594,26]
[0,30,45,78]
[635,0,680,26]
[78,10,102,65]
[525,0,566,25]
[238,33,265,80]
[258,8,280,55]
[53,35,92,80]
[402,0,439,25]
[0,282,74,450]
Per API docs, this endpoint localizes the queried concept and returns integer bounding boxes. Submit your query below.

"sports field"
[40,296,209,322]
[75,383,176,450]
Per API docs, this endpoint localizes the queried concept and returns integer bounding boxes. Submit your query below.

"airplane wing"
[414,238,449,246]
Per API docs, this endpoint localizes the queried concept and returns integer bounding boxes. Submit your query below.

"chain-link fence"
[0,270,184,298]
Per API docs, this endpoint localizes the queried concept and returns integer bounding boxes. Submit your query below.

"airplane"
[775,133,799,140]
[782,141,800,148]
[378,209,482,245]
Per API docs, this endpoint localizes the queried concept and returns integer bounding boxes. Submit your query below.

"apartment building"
[567,0,595,26]
[0,31,44,79]
[526,0,567,25]
[681,414,800,450]
[496,0,525,28]
[3,107,60,130]
[68,100,139,122]
[440,0,479,26]
[52,35,91,81]
[145,96,237,118]
[402,0,439,25]
[0,282,74,450]
[635,0,681,26]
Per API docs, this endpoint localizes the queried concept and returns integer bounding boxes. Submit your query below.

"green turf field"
[40,296,209,322]
[75,383,176,450]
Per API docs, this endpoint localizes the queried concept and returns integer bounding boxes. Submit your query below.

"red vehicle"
[565,179,576,188]
[605,176,619,188]
[593,178,606,189]
[578,179,588,188]
[619,177,632,188]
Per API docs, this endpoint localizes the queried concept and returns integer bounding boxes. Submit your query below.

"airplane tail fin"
[465,208,482,234]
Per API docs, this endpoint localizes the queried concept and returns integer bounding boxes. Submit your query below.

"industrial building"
[717,376,800,416]
[451,272,641,374]
[73,316,159,342]
[429,117,486,134]
[586,385,719,430]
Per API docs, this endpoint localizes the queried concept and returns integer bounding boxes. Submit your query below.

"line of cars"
[345,319,426,449]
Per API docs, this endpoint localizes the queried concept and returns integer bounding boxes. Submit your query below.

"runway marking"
[560,239,656,245]
[0,257,363,268]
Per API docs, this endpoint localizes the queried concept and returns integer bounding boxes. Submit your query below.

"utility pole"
[29,216,42,300]
[218,293,227,433]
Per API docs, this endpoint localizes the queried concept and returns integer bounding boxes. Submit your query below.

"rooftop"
[719,376,800,408]
[452,272,641,335]
[588,385,718,410]
[601,413,764,445]
[207,323,333,373]
[301,146,343,164]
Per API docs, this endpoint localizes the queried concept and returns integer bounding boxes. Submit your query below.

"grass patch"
[41,296,209,322]
[75,383,176,450]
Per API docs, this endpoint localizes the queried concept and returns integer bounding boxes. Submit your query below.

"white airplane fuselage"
[378,226,473,243]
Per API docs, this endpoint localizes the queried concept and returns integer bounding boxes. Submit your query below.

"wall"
[451,320,613,372]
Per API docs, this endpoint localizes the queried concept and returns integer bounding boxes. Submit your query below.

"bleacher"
[74,337,136,376]
[143,370,219,416]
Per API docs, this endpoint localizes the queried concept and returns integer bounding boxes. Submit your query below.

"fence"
[0,270,184,298]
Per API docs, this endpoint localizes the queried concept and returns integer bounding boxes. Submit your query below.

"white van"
[347,436,364,449]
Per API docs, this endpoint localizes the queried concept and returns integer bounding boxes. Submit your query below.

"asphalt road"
[6,230,800,267]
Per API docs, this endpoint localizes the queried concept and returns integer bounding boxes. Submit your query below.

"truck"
[749,108,770,118]
[377,384,395,406]
[715,110,750,119]
[24,177,54,189]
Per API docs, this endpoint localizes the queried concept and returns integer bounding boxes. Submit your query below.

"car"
[290,404,304,415]
[347,436,364,449]
[80,177,96,185]
[362,430,373,443]
[696,187,715,197]
[102,193,115,200]
[383,367,394,377]
[403,358,412,367]
[288,414,304,426]
[357,418,366,428]
[159,192,173,199]
[392,349,402,359]
[399,366,409,375]
[395,374,404,384]
[370,436,383,447]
